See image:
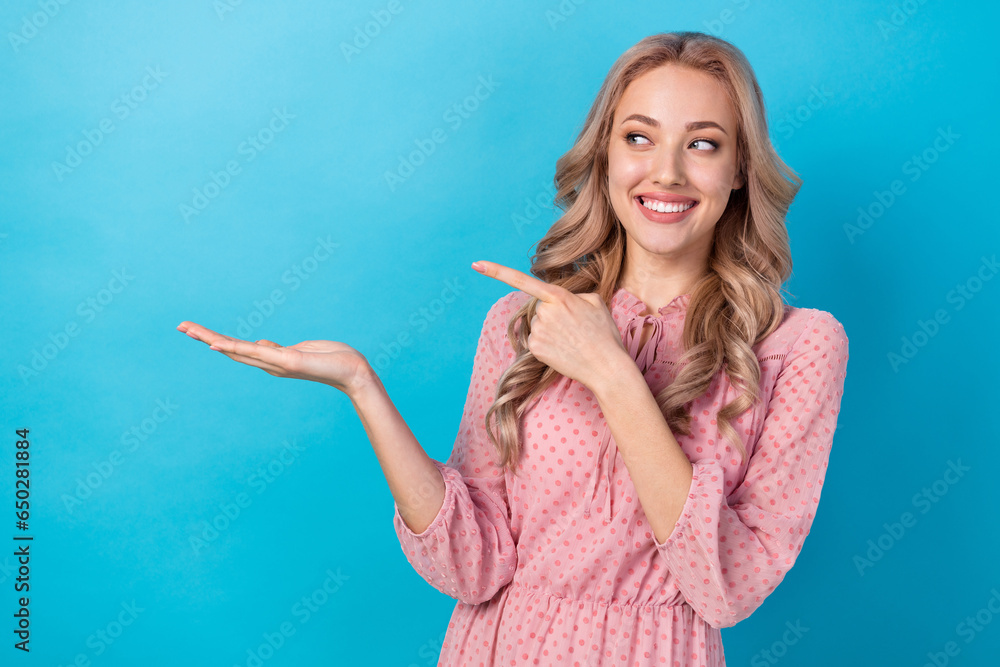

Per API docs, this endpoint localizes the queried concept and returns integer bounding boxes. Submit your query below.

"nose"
[651,144,686,187]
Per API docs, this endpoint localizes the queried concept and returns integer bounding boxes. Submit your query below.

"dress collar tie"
[583,313,665,521]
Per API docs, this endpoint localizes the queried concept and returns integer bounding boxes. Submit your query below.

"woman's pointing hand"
[176,321,373,396]
[471,260,626,391]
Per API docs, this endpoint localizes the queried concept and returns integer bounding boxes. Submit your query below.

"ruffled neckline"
[611,286,691,319]
[581,286,690,523]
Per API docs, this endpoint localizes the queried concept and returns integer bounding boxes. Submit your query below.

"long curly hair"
[485,32,801,474]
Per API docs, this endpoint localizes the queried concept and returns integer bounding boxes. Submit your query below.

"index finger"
[472,260,566,303]
[177,321,256,350]
[178,321,287,363]
[177,321,232,344]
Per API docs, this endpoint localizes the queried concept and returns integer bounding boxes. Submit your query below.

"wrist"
[345,360,382,401]
[589,347,638,398]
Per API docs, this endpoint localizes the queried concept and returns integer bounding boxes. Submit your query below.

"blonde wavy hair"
[485,32,801,474]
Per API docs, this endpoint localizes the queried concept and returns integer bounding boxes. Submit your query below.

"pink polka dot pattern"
[393,286,849,666]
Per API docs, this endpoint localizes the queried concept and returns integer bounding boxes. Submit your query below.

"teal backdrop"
[1,1,998,665]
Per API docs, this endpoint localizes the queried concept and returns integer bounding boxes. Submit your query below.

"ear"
[732,170,745,191]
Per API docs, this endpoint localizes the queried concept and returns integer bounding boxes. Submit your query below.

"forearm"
[591,355,694,544]
[347,366,446,535]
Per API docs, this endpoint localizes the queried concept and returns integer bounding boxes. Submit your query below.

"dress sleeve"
[392,294,519,605]
[654,309,849,629]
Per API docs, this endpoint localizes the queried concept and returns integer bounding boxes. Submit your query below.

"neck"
[619,251,707,313]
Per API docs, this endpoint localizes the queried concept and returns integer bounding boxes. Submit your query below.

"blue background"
[2,0,998,665]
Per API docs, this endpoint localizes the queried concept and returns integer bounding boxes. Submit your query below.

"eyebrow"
[620,114,729,136]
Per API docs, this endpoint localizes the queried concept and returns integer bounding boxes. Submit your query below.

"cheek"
[691,165,737,204]
[608,154,645,196]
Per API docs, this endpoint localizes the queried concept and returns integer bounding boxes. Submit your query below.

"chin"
[632,233,687,254]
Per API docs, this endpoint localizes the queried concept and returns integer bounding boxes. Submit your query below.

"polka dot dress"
[393,286,849,666]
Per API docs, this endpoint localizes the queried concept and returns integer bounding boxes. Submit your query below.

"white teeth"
[640,197,694,213]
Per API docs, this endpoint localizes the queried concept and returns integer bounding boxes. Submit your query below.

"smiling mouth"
[637,196,697,214]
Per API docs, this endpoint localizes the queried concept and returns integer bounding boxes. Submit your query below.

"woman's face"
[607,64,743,271]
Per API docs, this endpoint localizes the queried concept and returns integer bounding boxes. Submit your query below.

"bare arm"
[347,366,445,534]
[176,322,445,533]
[590,356,694,544]
[179,300,519,604]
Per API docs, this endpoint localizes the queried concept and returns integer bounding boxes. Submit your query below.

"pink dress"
[393,286,849,666]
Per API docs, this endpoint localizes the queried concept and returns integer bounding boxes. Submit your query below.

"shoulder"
[756,304,849,369]
[483,290,530,329]
[485,289,530,319]
[479,290,531,351]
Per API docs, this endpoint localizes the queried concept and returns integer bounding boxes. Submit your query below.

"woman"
[178,31,849,667]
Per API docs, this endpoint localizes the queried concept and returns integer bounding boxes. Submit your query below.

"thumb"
[255,339,282,348]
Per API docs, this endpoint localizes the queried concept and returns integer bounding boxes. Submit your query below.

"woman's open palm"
[176,321,371,394]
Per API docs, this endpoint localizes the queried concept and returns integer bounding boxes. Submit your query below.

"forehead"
[614,64,736,131]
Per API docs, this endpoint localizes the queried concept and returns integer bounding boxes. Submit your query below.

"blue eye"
[624,133,718,151]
